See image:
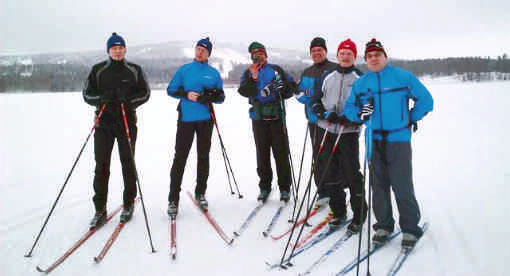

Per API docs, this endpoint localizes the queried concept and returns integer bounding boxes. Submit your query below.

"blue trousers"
[371,141,423,236]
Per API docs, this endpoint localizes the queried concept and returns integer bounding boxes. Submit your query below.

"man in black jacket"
[83,32,150,227]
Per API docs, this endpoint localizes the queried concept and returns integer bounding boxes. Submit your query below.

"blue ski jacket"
[167,60,224,122]
[344,65,433,142]
[295,59,337,123]
[238,63,296,121]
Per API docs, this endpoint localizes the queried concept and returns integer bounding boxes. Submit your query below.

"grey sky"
[1,0,509,59]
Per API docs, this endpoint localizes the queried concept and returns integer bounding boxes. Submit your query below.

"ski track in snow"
[1,80,510,275]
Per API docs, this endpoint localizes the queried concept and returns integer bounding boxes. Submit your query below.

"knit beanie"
[337,38,357,58]
[364,38,387,58]
[196,37,213,56]
[248,41,267,57]
[310,37,327,52]
[106,32,126,53]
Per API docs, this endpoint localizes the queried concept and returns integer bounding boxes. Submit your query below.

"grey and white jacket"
[314,66,363,134]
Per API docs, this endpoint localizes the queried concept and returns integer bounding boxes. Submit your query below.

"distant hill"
[1,41,509,92]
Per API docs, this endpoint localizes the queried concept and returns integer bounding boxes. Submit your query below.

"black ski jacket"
[83,58,150,126]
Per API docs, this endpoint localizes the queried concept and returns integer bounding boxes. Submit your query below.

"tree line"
[1,55,509,93]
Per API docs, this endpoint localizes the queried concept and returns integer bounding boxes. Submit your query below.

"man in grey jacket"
[311,38,367,233]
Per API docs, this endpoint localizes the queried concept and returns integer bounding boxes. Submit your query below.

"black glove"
[311,102,326,119]
[117,89,129,103]
[271,78,284,97]
[100,90,116,104]
[359,104,374,121]
[325,111,339,123]
[201,88,223,103]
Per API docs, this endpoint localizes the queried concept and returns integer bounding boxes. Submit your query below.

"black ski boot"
[90,210,106,229]
[196,194,208,211]
[328,212,347,229]
[280,191,290,203]
[257,190,270,203]
[372,229,392,244]
[120,203,134,223]
[168,201,178,218]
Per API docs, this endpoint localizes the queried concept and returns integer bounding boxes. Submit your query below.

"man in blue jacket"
[238,42,297,203]
[344,38,433,248]
[167,37,225,217]
[295,37,337,205]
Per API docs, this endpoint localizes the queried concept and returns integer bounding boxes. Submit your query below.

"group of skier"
[82,32,433,249]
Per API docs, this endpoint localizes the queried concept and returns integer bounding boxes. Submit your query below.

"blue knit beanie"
[106,32,126,52]
[196,37,213,56]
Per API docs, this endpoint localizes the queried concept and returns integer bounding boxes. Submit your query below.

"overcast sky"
[1,0,509,59]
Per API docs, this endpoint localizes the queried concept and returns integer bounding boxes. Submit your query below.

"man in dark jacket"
[295,37,337,206]
[238,42,297,203]
[83,32,150,228]
[166,37,224,217]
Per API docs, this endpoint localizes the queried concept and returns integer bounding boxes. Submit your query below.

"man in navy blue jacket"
[344,38,433,248]
[238,42,297,203]
[167,37,225,217]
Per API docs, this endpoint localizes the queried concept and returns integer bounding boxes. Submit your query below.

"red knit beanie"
[337,39,357,58]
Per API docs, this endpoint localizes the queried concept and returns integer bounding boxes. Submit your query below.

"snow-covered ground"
[1,79,509,275]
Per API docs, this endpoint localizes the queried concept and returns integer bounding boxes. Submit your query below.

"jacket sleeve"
[167,67,187,99]
[282,69,297,99]
[129,66,150,108]
[344,80,363,123]
[408,73,434,123]
[212,73,225,104]
[238,69,258,98]
[295,74,314,104]
[83,66,102,106]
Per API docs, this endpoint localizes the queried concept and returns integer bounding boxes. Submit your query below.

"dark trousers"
[168,120,213,203]
[92,122,137,212]
[371,141,422,236]
[315,128,367,224]
[252,119,291,193]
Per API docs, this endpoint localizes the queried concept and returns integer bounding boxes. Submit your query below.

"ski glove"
[311,102,326,119]
[325,111,339,123]
[201,88,223,103]
[359,104,374,121]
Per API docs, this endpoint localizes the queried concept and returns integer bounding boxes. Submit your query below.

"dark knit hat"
[248,41,267,57]
[364,38,387,58]
[196,37,213,56]
[106,32,126,52]
[337,38,357,58]
[310,37,327,52]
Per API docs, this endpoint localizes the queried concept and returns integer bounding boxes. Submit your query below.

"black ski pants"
[252,119,291,193]
[371,140,422,236]
[92,122,137,212]
[315,128,367,224]
[168,120,213,203]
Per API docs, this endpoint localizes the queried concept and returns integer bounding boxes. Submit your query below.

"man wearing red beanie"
[310,38,367,233]
[344,38,433,248]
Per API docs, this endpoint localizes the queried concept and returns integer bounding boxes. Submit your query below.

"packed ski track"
[1,79,509,275]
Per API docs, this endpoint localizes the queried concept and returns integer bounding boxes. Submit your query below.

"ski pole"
[280,125,344,266]
[120,102,156,253]
[25,105,106,258]
[209,103,243,198]
[288,124,309,223]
